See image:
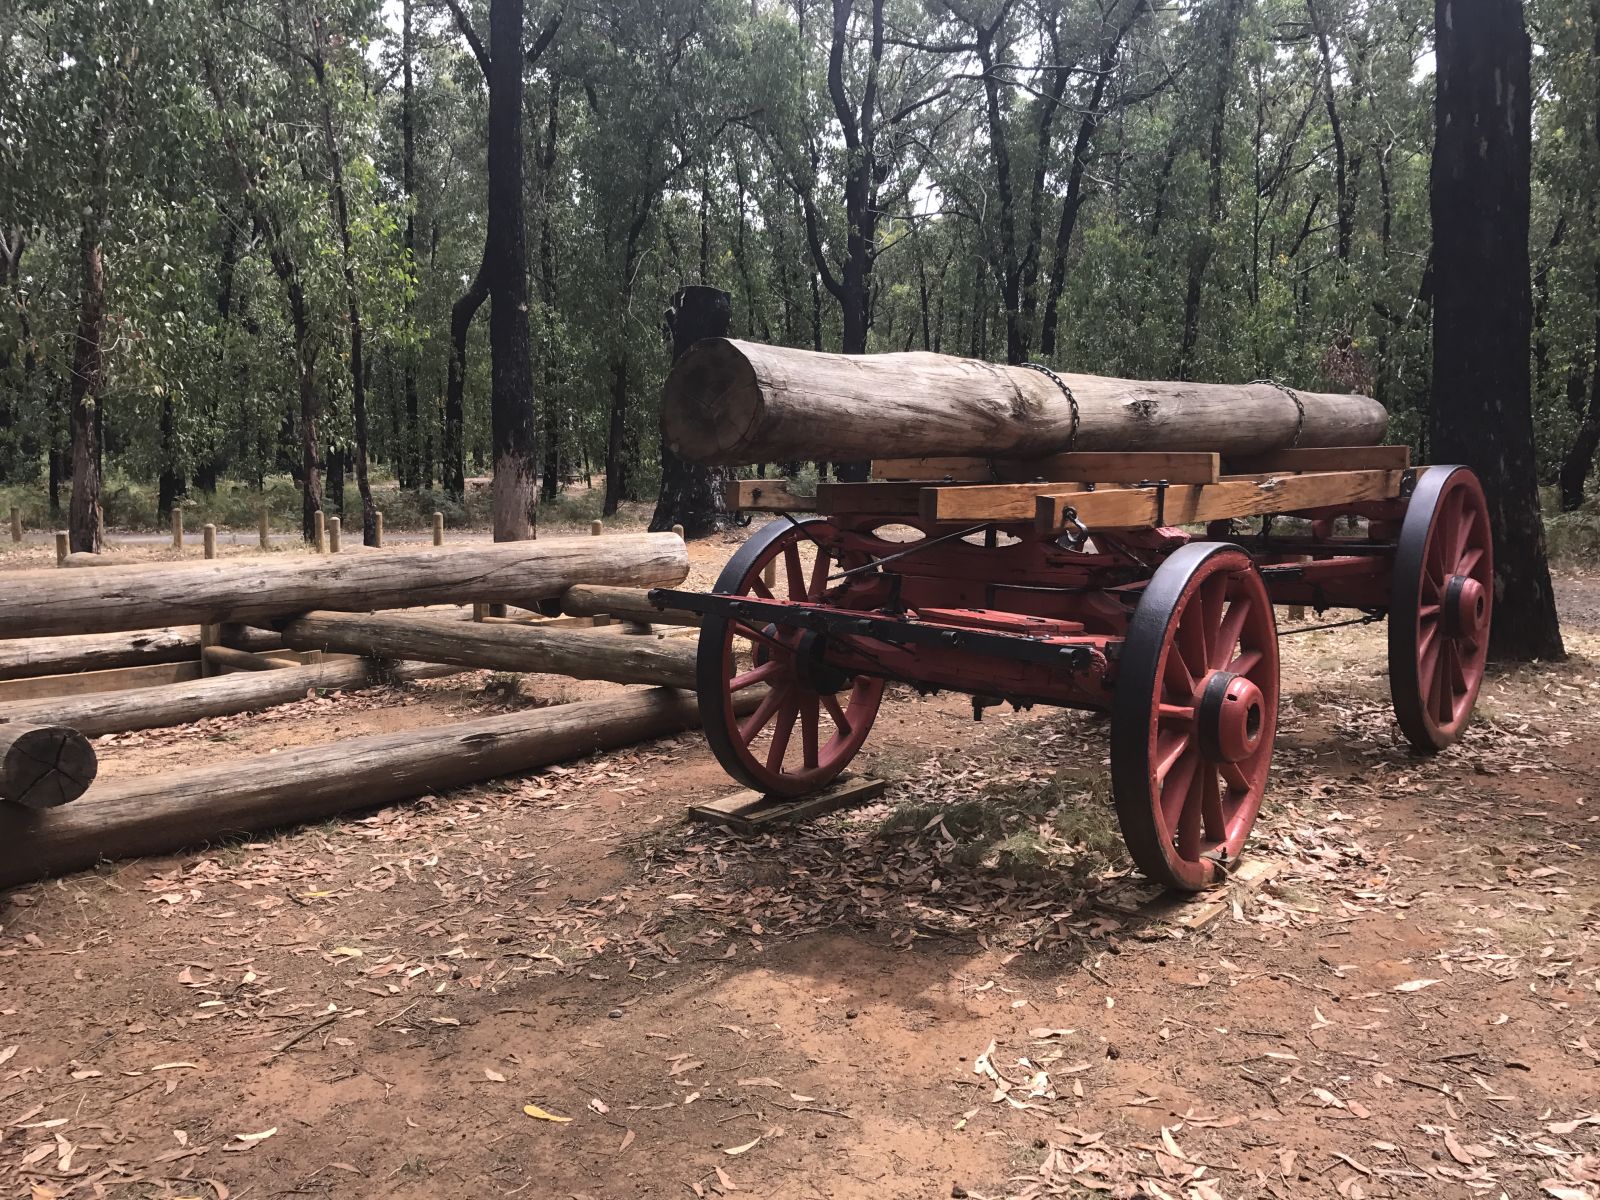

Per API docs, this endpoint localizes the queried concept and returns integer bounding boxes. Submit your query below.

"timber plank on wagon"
[1222,445,1411,475]
[1029,469,1405,532]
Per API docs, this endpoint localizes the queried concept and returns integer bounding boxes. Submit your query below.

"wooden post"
[259,506,271,551]
[590,520,604,536]
[314,510,327,553]
[328,516,342,553]
[9,507,20,544]
[201,524,221,675]
[432,512,444,546]
[671,524,684,540]
[54,532,68,566]
[0,723,97,809]
[374,511,384,548]
[761,559,776,589]
[171,506,184,551]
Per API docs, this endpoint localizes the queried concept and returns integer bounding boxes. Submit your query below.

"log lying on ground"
[0,658,458,737]
[0,533,689,639]
[663,338,1389,465]
[0,687,752,888]
[0,627,282,681]
[561,585,701,627]
[277,610,698,688]
[0,723,97,809]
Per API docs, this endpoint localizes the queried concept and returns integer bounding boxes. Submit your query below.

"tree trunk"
[312,26,378,545]
[401,0,422,493]
[445,249,489,502]
[650,286,734,535]
[278,611,697,688]
[1430,0,1564,661]
[0,687,760,889]
[1177,0,1245,381]
[66,211,105,556]
[663,339,1387,465]
[0,658,454,738]
[0,533,690,638]
[487,0,538,540]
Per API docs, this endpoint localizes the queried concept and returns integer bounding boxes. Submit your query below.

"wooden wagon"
[651,445,1491,891]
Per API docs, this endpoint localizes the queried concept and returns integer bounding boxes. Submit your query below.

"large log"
[277,611,698,688]
[0,658,458,737]
[561,585,702,627]
[0,534,689,640]
[0,687,752,888]
[662,339,1389,465]
[0,723,97,809]
[0,627,281,681]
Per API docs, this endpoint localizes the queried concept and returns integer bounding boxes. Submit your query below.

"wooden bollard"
[171,507,184,551]
[761,559,776,589]
[328,516,342,553]
[374,511,384,548]
[9,507,20,544]
[259,506,271,550]
[203,524,217,559]
[671,524,684,540]
[201,523,220,675]
[54,532,68,565]
[590,520,603,536]
[314,510,327,553]
[432,512,444,546]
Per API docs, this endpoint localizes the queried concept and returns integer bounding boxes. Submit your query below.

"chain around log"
[1016,362,1080,451]
[1249,378,1308,447]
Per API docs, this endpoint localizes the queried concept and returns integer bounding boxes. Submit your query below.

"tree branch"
[439,0,490,76]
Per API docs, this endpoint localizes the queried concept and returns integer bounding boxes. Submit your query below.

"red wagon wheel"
[1388,466,1493,752]
[1111,543,1280,892]
[696,519,885,797]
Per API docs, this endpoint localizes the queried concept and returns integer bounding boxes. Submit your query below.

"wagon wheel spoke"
[749,577,774,601]
[807,547,833,601]
[739,686,789,743]
[1155,729,1192,782]
[729,661,784,692]
[1219,759,1252,795]
[820,690,851,737]
[1200,766,1227,844]
[1157,703,1195,724]
[765,695,800,771]
[1176,761,1205,861]
[1163,647,1196,697]
[1161,747,1201,832]
[800,696,820,768]
[732,621,790,657]
[1229,647,1264,677]
[1212,594,1251,671]
[1458,546,1485,577]
[781,543,805,601]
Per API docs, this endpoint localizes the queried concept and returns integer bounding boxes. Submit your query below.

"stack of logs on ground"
[0,531,716,888]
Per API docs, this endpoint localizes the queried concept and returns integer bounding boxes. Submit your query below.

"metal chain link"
[1249,377,1307,447]
[1017,362,1080,452]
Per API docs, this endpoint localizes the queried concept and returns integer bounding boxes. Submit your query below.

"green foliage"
[1,0,1597,509]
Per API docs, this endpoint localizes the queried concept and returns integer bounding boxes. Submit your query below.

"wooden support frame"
[872,451,1222,485]
[726,479,815,511]
[1032,469,1404,532]
[1222,445,1410,475]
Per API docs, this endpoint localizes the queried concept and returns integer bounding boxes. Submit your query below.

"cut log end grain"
[0,723,98,809]
[662,338,1389,466]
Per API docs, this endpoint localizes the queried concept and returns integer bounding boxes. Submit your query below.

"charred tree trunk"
[650,286,734,536]
[444,250,488,503]
[1177,0,1244,381]
[1430,0,1563,661]
[66,209,104,555]
[313,23,377,545]
[486,0,538,540]
[401,0,422,493]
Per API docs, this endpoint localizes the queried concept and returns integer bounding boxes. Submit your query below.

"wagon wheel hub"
[792,630,851,695]
[1442,574,1487,641]
[1196,671,1267,764]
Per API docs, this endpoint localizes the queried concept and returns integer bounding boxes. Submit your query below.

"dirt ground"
[0,526,1597,1199]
